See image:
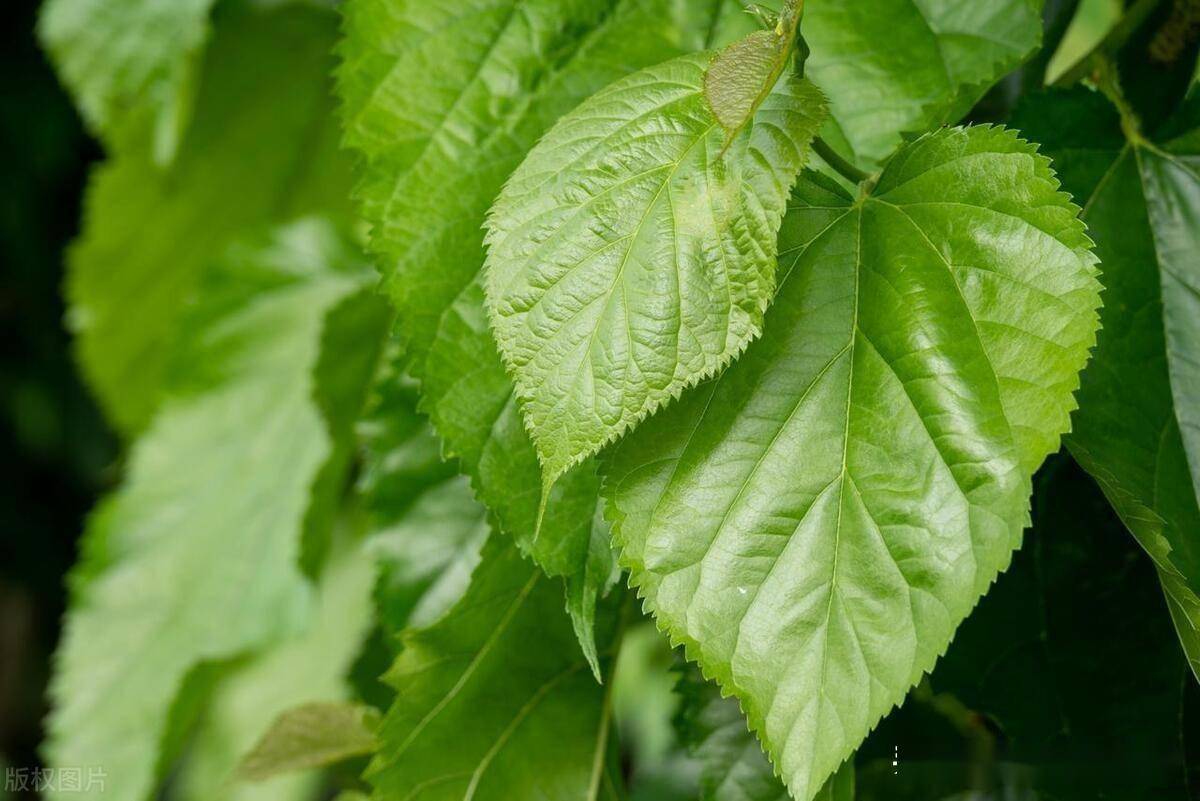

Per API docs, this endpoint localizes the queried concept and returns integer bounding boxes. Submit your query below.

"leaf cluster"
[34,0,1200,800]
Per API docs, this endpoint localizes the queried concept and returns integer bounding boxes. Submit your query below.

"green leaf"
[67,2,353,434]
[355,354,490,637]
[338,0,739,663]
[603,126,1100,801]
[238,703,379,782]
[367,533,624,801]
[45,220,386,801]
[175,537,377,801]
[417,278,617,674]
[802,0,1043,165]
[38,0,217,158]
[1014,87,1200,682]
[484,52,826,483]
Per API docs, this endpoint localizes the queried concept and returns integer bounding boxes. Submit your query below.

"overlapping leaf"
[603,126,1100,800]
[1013,87,1200,679]
[367,533,624,801]
[338,0,744,661]
[802,0,1043,165]
[67,2,353,433]
[484,49,825,484]
[38,0,217,158]
[45,221,387,801]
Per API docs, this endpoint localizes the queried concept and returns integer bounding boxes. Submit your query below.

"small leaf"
[238,703,379,782]
[705,2,801,139]
[603,126,1100,800]
[485,51,826,483]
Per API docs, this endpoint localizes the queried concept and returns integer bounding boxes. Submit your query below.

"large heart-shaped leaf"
[603,126,1100,800]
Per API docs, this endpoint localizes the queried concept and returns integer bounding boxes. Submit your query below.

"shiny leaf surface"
[604,126,1100,800]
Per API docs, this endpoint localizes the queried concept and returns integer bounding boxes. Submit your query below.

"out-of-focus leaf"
[45,221,386,801]
[176,538,377,801]
[802,0,1043,165]
[238,702,379,782]
[66,2,353,434]
[38,0,217,158]
[356,357,488,639]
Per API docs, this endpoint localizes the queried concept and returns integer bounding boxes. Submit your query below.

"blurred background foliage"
[1,0,1197,799]
[0,0,113,787]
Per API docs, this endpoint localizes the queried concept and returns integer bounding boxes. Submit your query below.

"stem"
[813,137,871,184]
[1052,0,1163,86]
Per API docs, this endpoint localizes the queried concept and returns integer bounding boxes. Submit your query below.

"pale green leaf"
[603,126,1100,801]
[484,54,826,483]
[38,0,216,157]
[176,538,377,801]
[238,703,379,782]
[367,533,623,801]
[67,2,353,433]
[337,0,733,662]
[45,221,386,801]
[1014,87,1200,682]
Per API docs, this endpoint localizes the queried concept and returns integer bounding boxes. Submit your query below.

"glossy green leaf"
[603,126,1100,801]
[485,53,826,483]
[1014,87,1200,681]
[788,0,1042,166]
[367,533,623,801]
[238,703,379,782]
[176,539,377,801]
[45,221,386,801]
[38,0,216,157]
[338,0,740,661]
[718,0,1044,167]
[67,2,353,434]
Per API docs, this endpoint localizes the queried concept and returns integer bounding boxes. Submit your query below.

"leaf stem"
[813,137,871,184]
